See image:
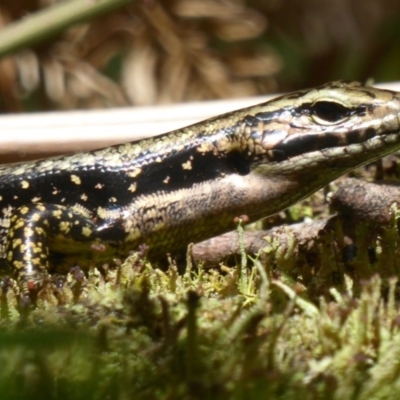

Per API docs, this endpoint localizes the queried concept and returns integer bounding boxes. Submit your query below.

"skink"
[1,81,400,294]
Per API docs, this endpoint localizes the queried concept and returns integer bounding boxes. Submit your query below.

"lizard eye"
[311,101,350,125]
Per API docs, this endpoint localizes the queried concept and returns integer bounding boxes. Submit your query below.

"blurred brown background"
[1,0,400,113]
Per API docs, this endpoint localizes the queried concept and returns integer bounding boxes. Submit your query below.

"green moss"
[1,228,400,400]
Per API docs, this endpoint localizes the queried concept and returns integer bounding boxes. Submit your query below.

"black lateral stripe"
[129,148,251,197]
[271,128,377,160]
[0,147,251,212]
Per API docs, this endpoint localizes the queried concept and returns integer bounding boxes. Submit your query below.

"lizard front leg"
[6,203,98,296]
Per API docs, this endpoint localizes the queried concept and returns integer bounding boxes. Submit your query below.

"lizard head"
[241,81,400,174]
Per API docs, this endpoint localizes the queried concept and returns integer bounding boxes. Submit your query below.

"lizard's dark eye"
[312,101,350,124]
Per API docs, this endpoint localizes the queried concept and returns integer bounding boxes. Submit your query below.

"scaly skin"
[1,81,400,293]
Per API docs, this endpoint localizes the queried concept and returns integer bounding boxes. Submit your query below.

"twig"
[0,0,132,59]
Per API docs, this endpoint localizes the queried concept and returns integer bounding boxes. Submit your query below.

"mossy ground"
[1,217,400,400]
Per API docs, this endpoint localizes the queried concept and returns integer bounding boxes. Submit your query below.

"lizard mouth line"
[264,126,400,163]
[252,131,400,177]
